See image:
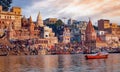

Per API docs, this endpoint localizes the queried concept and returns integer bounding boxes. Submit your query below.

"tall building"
[29,16,35,36]
[85,19,96,42]
[98,19,110,31]
[0,6,22,30]
[62,26,71,43]
[36,12,44,27]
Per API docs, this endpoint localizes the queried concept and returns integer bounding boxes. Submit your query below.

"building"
[0,5,22,30]
[97,19,120,47]
[98,19,119,34]
[36,12,44,27]
[44,18,57,25]
[85,19,97,48]
[61,26,71,44]
[71,28,80,43]
[7,16,40,40]
[85,19,108,48]
[0,5,58,48]
[98,19,110,31]
[67,20,87,43]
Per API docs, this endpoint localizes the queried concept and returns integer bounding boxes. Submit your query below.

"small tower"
[85,19,96,41]
[21,16,29,27]
[29,16,35,36]
[85,19,97,48]
[36,12,44,27]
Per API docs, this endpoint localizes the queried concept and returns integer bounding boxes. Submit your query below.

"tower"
[85,19,96,41]
[29,16,35,36]
[85,19,97,48]
[36,12,44,27]
[21,16,29,27]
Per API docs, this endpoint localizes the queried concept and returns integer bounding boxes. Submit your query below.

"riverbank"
[0,42,120,56]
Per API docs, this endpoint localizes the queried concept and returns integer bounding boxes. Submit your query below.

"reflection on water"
[0,54,120,72]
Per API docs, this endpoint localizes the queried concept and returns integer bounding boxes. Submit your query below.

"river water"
[0,54,120,72]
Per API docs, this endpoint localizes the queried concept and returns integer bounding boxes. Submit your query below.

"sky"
[12,0,120,25]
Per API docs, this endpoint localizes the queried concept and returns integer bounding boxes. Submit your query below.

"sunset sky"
[12,0,120,25]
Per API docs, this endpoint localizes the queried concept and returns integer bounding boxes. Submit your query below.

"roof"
[85,19,96,33]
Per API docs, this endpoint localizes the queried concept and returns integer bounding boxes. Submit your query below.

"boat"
[85,52,108,59]
[0,53,8,56]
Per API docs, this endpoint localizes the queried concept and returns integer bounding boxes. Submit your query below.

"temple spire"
[36,12,44,27]
[29,16,33,23]
[86,19,95,33]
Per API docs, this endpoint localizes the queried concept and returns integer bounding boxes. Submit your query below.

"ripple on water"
[0,54,120,72]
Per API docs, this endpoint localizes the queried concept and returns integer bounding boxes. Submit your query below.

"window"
[45,35,48,37]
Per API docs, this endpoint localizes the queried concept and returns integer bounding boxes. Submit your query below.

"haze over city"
[12,0,120,24]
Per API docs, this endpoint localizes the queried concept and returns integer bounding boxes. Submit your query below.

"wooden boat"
[0,53,8,56]
[85,52,108,59]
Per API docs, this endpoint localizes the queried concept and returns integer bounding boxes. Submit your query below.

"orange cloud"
[13,0,120,24]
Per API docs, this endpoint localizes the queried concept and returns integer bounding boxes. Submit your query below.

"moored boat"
[85,52,108,59]
[0,53,8,56]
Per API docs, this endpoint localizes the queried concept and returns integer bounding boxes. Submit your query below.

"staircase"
[0,38,13,47]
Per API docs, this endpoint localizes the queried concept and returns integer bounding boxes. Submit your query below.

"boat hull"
[85,54,108,59]
[0,54,7,56]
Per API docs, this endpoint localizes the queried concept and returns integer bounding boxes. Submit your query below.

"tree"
[0,0,12,11]
[55,19,64,26]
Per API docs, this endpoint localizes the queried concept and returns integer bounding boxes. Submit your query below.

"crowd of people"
[0,41,120,55]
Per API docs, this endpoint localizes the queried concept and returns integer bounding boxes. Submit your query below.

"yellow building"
[44,18,57,25]
[0,6,22,30]
[0,6,58,49]
[111,23,118,29]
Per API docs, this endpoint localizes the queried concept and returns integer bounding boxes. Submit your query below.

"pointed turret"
[22,16,29,27]
[85,19,95,33]
[29,16,33,23]
[85,19,96,41]
[29,16,35,36]
[36,12,44,27]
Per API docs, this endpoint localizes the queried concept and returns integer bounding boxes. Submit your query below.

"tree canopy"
[0,0,12,11]
[55,19,64,26]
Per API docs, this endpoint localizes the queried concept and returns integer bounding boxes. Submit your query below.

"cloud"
[12,0,120,24]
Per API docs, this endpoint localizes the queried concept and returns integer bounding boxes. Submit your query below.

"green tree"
[0,0,12,11]
[55,19,63,26]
